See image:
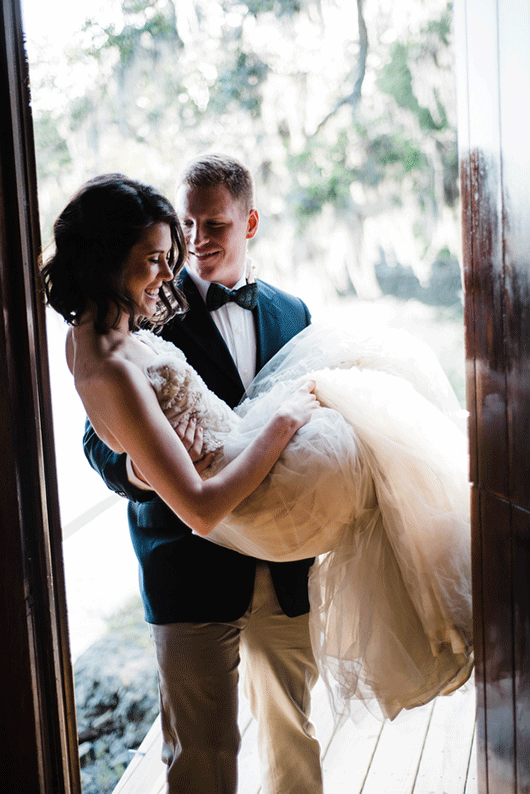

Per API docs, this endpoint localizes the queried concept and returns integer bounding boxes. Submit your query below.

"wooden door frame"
[456,0,530,791]
[0,1,80,791]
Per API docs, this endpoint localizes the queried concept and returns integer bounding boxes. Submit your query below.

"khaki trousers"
[150,562,323,794]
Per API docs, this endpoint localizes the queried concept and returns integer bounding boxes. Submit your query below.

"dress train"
[139,323,473,719]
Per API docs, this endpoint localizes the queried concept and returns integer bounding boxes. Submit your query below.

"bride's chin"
[140,293,161,316]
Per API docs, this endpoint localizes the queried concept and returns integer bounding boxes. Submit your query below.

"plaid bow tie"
[206,281,258,312]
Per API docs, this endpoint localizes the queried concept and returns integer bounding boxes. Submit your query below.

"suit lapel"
[254,284,283,370]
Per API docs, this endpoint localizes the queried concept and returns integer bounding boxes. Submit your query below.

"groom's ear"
[246,209,259,240]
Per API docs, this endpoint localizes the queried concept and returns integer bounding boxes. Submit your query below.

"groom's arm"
[83,419,155,503]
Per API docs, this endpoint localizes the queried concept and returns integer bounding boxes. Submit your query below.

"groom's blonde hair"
[178,153,255,212]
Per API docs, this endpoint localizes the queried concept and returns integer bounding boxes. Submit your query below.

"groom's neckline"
[186,269,248,304]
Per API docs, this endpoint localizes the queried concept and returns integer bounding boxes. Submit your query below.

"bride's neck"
[77,303,132,337]
[68,310,133,376]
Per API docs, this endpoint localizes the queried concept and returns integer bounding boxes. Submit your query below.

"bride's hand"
[175,416,215,474]
[274,380,319,432]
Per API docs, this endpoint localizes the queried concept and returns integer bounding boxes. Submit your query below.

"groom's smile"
[175,182,259,289]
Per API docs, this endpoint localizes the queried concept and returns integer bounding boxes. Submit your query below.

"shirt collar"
[187,268,248,304]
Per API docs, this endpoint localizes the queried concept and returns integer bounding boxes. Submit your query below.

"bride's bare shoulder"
[78,346,142,395]
[68,331,145,423]
[69,331,149,452]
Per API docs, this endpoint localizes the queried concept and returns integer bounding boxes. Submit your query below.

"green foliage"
[82,1,181,63]
[243,0,303,18]
[288,133,357,221]
[378,43,417,113]
[378,42,446,132]
[212,51,268,115]
[33,113,72,181]
[426,1,453,45]
[27,0,460,298]
[368,133,427,177]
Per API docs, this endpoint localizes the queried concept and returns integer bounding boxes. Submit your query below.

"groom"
[83,154,323,794]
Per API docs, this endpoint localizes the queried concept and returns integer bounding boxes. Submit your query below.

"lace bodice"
[137,329,238,466]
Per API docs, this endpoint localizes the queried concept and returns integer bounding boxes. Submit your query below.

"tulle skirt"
[204,324,473,719]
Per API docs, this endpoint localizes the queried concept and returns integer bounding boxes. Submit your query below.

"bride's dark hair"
[41,173,187,332]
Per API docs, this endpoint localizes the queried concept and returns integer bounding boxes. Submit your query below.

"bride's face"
[121,222,173,318]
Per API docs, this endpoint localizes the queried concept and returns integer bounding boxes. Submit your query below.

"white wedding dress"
[139,323,473,720]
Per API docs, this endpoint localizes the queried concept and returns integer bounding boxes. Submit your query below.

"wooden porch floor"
[113,678,477,794]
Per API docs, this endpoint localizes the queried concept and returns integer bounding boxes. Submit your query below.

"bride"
[42,174,472,722]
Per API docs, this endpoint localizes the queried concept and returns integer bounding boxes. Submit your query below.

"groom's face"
[175,182,259,288]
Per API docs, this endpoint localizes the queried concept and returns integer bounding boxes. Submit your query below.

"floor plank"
[360,702,435,794]
[464,730,478,794]
[113,716,164,794]
[322,710,384,793]
[413,687,477,794]
[112,683,477,794]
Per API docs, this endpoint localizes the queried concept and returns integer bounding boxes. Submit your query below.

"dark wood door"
[0,1,80,791]
[456,0,530,791]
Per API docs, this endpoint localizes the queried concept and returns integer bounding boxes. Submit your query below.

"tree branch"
[313,0,368,135]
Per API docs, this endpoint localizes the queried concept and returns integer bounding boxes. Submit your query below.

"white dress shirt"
[126,267,258,489]
[188,269,257,390]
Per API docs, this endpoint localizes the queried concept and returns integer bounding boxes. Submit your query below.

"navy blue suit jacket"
[83,271,313,624]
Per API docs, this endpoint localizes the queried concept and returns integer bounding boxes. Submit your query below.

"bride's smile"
[122,221,174,318]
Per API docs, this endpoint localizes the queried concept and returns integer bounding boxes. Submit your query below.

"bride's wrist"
[269,411,299,440]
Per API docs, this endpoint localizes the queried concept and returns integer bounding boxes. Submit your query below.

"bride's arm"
[128,417,214,488]
[77,358,317,536]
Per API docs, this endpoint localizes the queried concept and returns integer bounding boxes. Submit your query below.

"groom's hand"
[175,416,215,474]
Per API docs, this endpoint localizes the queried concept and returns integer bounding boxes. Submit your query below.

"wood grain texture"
[0,0,80,792]
[457,0,530,791]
